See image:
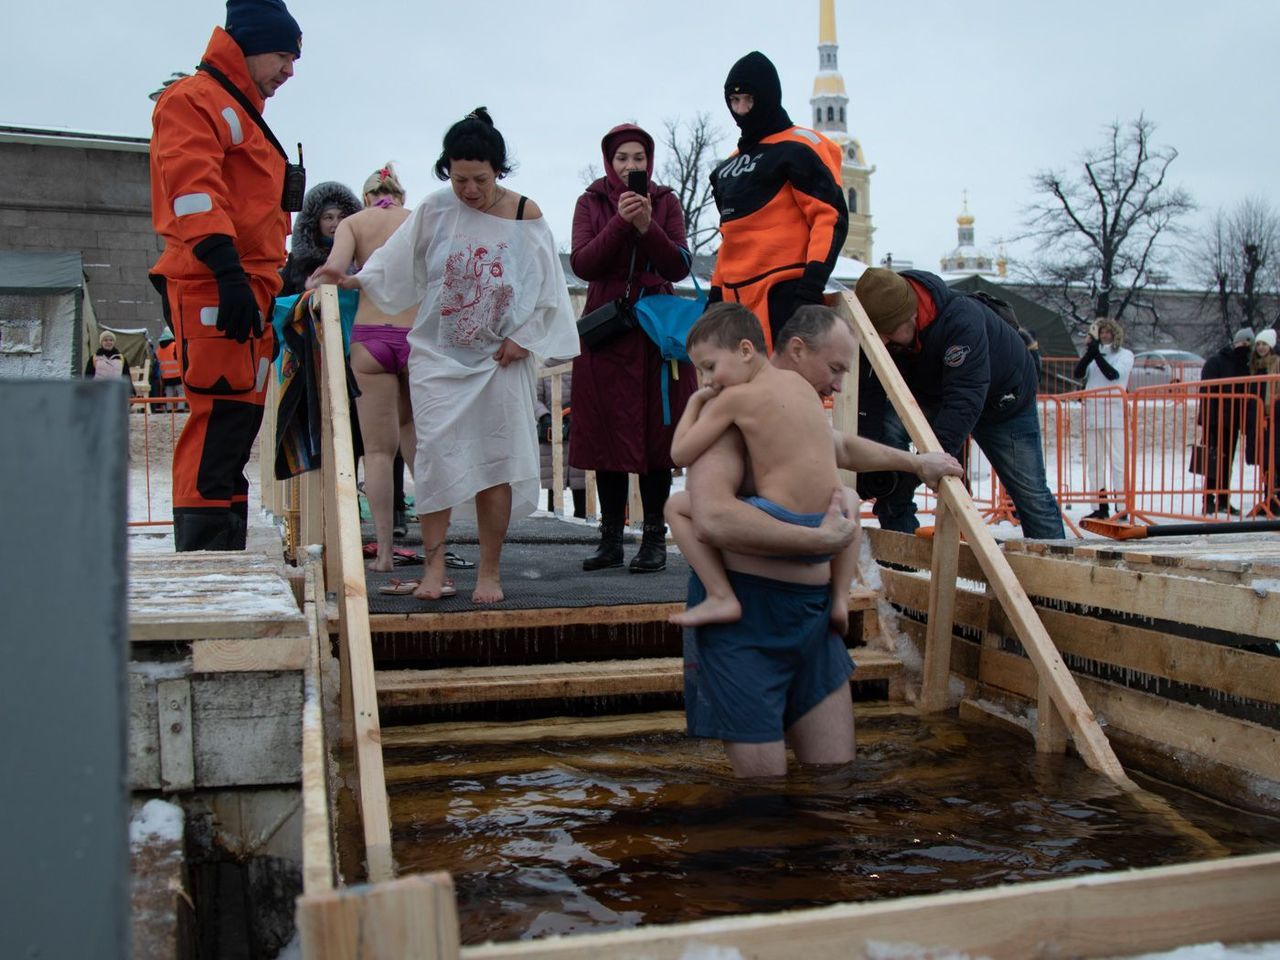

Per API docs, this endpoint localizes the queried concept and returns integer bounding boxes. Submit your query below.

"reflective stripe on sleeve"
[221,107,244,145]
[174,193,214,217]
[255,356,270,393]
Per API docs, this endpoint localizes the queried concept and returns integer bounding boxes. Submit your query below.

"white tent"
[0,250,95,379]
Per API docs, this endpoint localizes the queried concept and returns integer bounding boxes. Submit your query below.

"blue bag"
[633,250,706,424]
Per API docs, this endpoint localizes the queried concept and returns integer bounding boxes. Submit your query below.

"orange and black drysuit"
[710,51,847,352]
[149,27,290,551]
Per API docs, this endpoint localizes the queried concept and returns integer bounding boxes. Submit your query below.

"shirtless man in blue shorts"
[679,305,962,777]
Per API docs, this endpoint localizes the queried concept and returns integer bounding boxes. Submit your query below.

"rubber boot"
[582,519,624,571]
[1082,502,1110,521]
[629,516,667,573]
[227,501,248,550]
[173,509,234,552]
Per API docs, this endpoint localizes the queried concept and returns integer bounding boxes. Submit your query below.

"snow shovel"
[1081,516,1280,540]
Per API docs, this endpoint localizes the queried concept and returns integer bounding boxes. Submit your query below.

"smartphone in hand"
[627,170,648,196]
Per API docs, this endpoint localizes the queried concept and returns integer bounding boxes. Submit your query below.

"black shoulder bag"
[577,246,638,351]
[197,60,306,212]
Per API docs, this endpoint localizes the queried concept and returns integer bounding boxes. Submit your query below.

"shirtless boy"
[668,302,857,634]
[310,164,419,573]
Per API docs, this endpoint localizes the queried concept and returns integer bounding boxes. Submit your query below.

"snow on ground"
[129,798,183,848]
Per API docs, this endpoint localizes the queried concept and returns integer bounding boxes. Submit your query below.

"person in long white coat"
[320,108,579,603]
[1073,318,1135,520]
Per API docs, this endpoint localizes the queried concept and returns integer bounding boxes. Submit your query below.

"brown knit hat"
[855,268,917,335]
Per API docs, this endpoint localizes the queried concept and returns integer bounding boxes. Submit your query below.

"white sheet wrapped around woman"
[358,188,579,519]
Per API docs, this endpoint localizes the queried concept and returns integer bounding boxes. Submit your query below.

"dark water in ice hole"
[387,711,1280,945]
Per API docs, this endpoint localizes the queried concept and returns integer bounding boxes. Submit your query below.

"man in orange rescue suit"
[709,51,848,353]
[149,0,302,551]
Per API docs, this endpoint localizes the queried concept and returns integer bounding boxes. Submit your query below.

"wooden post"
[301,553,335,895]
[550,369,564,515]
[1036,680,1070,754]
[297,873,460,960]
[837,292,1130,787]
[317,286,395,881]
[920,502,960,713]
[585,471,598,522]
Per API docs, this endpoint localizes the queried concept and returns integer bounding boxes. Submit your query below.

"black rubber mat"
[364,515,686,614]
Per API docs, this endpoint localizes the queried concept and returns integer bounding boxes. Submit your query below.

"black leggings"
[596,469,672,522]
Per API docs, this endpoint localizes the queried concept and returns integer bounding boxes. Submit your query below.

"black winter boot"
[1082,503,1110,521]
[174,509,234,552]
[629,517,667,573]
[583,519,625,571]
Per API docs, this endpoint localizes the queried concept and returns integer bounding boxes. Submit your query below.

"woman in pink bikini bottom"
[351,324,410,374]
[312,163,419,572]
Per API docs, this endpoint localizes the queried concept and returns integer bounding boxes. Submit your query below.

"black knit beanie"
[226,0,302,59]
[724,51,792,148]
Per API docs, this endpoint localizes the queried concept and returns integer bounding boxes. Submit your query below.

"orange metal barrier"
[127,396,182,527]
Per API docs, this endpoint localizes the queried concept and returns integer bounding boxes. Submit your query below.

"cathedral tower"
[810,0,874,263]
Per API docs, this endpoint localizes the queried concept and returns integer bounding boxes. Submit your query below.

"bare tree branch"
[1021,115,1194,342]
[659,113,726,255]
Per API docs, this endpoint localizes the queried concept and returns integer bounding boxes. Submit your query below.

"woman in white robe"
[329,109,579,603]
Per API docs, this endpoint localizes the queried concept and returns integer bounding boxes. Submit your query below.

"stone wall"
[0,131,164,337]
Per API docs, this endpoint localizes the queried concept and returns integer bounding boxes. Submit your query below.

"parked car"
[1130,350,1204,389]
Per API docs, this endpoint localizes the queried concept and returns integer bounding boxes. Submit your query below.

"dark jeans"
[872,404,1065,539]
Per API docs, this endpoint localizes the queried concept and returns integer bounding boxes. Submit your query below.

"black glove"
[1084,337,1100,357]
[537,413,552,444]
[793,278,826,306]
[194,234,261,344]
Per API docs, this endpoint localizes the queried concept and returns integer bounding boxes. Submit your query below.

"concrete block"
[2,379,131,959]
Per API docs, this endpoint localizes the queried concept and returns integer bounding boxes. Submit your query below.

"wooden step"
[375,648,905,709]
[364,587,881,635]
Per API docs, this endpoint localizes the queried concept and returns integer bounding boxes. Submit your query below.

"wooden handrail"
[314,285,395,880]
[835,291,1130,786]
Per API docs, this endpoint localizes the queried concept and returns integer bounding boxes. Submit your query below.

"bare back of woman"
[310,165,420,572]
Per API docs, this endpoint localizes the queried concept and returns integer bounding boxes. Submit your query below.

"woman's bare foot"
[472,572,504,604]
[367,554,394,573]
[412,547,453,601]
[670,593,742,627]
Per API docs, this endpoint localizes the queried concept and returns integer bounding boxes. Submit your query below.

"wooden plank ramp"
[128,549,309,669]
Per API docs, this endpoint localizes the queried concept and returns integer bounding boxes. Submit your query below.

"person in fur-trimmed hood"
[279,180,361,295]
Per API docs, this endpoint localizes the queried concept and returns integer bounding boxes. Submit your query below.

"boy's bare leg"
[413,508,452,600]
[351,344,402,572]
[827,486,862,635]
[666,491,742,626]
[724,739,788,778]
[786,683,855,765]
[473,483,511,604]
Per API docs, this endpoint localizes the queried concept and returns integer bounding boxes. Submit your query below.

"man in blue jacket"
[855,267,1065,539]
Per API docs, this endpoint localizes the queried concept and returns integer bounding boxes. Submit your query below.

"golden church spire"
[820,0,837,44]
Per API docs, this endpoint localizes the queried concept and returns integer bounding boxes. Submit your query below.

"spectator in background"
[1074,319,1134,520]
[570,123,693,574]
[86,330,132,390]
[536,374,586,518]
[1246,329,1280,517]
[155,329,184,410]
[1196,327,1254,515]
[279,181,361,296]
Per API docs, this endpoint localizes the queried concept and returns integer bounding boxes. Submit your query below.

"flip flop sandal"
[444,551,476,569]
[377,577,457,597]
[392,548,423,567]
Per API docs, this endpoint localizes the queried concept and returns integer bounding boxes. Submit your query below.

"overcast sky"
[5,1,1278,278]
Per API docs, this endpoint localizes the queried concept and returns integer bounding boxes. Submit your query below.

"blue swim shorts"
[683,570,856,744]
[742,495,832,563]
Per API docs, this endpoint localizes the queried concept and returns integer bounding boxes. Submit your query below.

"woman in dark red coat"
[570,123,695,573]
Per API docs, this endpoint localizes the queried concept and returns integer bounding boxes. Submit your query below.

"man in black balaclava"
[708,51,848,351]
